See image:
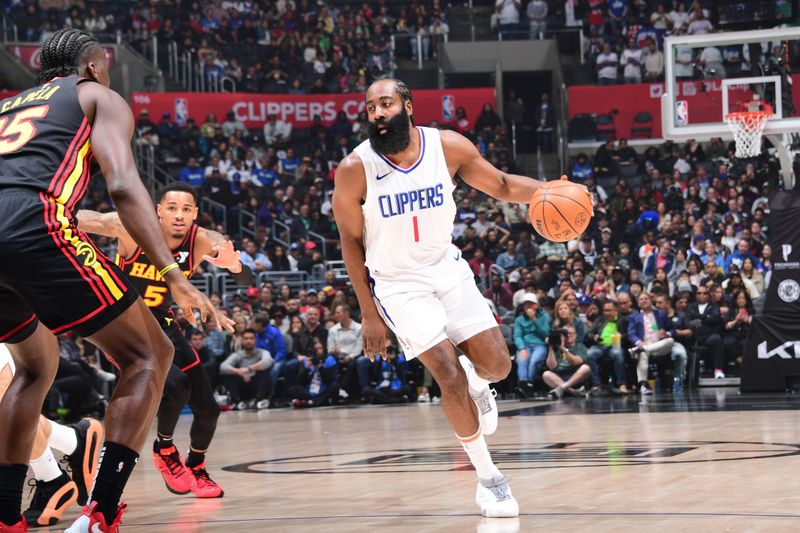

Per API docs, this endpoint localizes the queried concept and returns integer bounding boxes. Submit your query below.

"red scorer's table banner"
[130,88,495,130]
[568,75,800,140]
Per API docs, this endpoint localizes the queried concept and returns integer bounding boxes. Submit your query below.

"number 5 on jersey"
[143,285,169,307]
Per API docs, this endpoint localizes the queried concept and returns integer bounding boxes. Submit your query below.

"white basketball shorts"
[368,245,498,359]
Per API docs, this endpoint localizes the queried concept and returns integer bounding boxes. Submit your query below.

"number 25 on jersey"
[0,105,49,155]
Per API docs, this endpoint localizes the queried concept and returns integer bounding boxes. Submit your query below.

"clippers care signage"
[742,190,800,392]
[130,88,495,131]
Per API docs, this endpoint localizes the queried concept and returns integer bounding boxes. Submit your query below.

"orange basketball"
[528,175,593,242]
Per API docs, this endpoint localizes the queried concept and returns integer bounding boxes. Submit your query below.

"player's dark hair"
[159,182,198,204]
[243,328,258,337]
[37,28,101,84]
[370,76,415,124]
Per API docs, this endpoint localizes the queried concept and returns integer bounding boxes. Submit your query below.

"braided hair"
[37,29,101,84]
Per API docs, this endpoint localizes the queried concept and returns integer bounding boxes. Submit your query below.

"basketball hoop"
[725,102,773,158]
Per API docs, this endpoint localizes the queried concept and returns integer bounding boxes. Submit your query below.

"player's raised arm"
[76,209,138,251]
[440,129,545,204]
[332,152,388,361]
[197,228,255,286]
[81,83,228,331]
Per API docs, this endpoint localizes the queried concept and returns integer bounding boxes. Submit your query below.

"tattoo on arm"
[76,209,126,238]
[204,229,227,247]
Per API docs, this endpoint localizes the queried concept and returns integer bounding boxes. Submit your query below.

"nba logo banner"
[174,98,189,127]
[675,100,688,126]
[442,95,455,122]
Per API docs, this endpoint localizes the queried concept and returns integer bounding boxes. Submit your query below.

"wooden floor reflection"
[36,388,800,532]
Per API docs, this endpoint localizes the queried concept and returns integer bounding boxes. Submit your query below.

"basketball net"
[725,101,773,158]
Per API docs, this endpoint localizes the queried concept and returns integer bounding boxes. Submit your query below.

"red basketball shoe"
[0,517,27,532]
[64,502,125,533]
[189,463,224,498]
[152,442,195,495]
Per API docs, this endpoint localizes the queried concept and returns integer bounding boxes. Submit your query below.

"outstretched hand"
[202,240,241,271]
[170,278,235,332]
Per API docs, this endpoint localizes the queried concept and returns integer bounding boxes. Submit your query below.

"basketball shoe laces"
[471,388,497,415]
[191,465,214,487]
[483,475,512,502]
[26,478,48,512]
[161,449,185,476]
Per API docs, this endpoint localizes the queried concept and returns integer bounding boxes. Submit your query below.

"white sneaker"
[235,401,248,411]
[476,474,519,518]
[459,356,499,436]
[338,389,350,399]
[714,370,726,379]
[417,392,431,403]
[640,384,652,395]
[256,399,270,410]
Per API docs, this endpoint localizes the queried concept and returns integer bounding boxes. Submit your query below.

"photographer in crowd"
[543,325,592,400]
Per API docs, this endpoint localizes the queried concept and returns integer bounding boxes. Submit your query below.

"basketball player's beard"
[367,107,412,155]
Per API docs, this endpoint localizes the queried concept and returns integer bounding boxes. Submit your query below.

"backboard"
[661,27,800,142]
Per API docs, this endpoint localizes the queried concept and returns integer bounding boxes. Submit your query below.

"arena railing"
[255,270,312,292]
[391,31,449,71]
[271,219,291,249]
[307,230,328,258]
[189,273,216,296]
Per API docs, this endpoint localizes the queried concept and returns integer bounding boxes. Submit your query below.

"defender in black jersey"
[0,29,229,533]
[78,182,254,499]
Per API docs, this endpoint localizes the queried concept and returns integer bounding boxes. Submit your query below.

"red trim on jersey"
[186,224,199,272]
[48,119,90,199]
[40,193,113,307]
[180,346,202,372]
[91,237,127,290]
[0,314,36,342]
[103,351,120,371]
[380,127,423,171]
[412,216,420,242]
[50,304,107,334]
[119,247,143,267]
[66,151,94,211]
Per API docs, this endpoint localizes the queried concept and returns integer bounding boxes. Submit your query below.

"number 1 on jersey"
[412,216,419,242]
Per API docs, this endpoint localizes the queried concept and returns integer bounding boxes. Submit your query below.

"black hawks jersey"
[0,76,95,211]
[115,224,199,316]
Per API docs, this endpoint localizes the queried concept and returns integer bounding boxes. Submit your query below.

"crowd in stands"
[53,99,775,416]
[579,1,798,85]
[6,0,452,93]
[9,2,780,416]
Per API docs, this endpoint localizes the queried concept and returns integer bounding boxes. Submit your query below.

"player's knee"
[164,372,191,402]
[474,351,512,382]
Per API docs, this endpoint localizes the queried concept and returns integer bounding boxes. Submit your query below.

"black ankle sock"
[90,443,139,525]
[0,464,27,525]
[157,435,174,450]
[185,450,206,469]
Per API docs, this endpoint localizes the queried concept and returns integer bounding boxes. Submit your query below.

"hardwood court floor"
[36,389,800,532]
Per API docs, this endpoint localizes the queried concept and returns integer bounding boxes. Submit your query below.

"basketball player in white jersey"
[334,78,585,517]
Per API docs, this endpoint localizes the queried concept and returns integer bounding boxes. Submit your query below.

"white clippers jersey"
[355,126,456,277]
